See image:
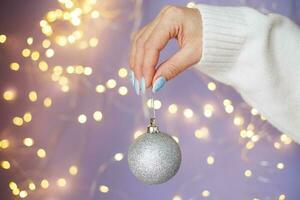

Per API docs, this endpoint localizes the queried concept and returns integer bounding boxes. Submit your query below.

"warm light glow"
[168,104,178,114]
[118,68,128,78]
[172,195,182,200]
[37,148,47,158]
[38,61,48,71]
[22,48,31,57]
[0,34,7,43]
[42,39,51,48]
[91,10,100,18]
[28,91,38,102]
[31,51,40,61]
[278,194,286,200]
[246,141,255,150]
[233,116,244,126]
[106,79,117,89]
[274,142,281,149]
[172,136,179,143]
[183,108,194,118]
[202,190,210,197]
[84,67,93,76]
[204,104,214,118]
[186,2,196,8]
[207,82,216,91]
[19,190,28,198]
[206,155,215,165]
[99,185,109,193]
[9,181,18,190]
[276,162,285,170]
[89,37,99,47]
[28,182,36,191]
[225,104,234,113]
[27,37,33,45]
[1,161,11,169]
[0,139,10,149]
[118,86,128,95]
[69,165,78,175]
[244,170,252,177]
[93,111,103,122]
[43,97,52,108]
[3,89,16,101]
[95,84,106,93]
[251,108,258,115]
[56,178,67,187]
[10,62,20,71]
[114,153,124,161]
[13,117,24,126]
[78,114,87,124]
[280,134,292,145]
[40,179,49,189]
[23,138,34,147]
[45,48,55,58]
[194,127,209,139]
[134,130,143,139]
[23,112,32,123]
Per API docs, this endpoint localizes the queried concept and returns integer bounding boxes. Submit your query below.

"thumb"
[153,46,200,83]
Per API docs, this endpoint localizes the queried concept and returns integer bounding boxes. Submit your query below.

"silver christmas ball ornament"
[128,118,181,184]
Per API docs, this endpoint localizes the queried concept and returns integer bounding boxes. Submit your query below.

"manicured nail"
[129,70,135,86]
[140,77,146,94]
[134,78,140,95]
[152,76,166,93]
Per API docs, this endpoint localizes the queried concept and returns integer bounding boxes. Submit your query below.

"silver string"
[151,92,155,119]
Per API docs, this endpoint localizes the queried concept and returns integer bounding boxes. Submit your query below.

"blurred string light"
[0,0,293,199]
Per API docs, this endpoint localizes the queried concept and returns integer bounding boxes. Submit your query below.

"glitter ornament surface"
[128,119,181,184]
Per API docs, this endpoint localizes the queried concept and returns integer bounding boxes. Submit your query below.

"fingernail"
[152,76,166,93]
[129,70,135,86]
[140,77,146,94]
[134,78,140,95]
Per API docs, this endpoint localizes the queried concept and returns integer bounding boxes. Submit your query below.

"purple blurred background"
[0,0,300,199]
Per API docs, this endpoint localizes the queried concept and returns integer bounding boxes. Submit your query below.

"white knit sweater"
[193,4,300,143]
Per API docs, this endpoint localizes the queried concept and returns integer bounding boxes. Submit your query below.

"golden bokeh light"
[78,114,87,124]
[45,48,55,58]
[106,79,117,89]
[0,34,7,43]
[38,61,48,71]
[99,185,109,193]
[23,138,34,147]
[194,127,209,139]
[96,84,106,93]
[244,170,252,177]
[1,161,11,169]
[118,68,128,78]
[69,165,78,176]
[93,111,103,122]
[28,182,36,191]
[31,51,40,61]
[28,91,38,102]
[118,86,128,96]
[207,82,216,91]
[10,62,20,71]
[0,139,10,149]
[56,178,67,187]
[22,48,31,57]
[12,117,24,126]
[172,195,182,200]
[23,112,32,123]
[3,89,16,101]
[202,190,210,197]
[183,108,194,118]
[168,104,178,114]
[114,153,124,161]
[206,155,215,165]
[43,97,52,108]
[40,179,49,189]
[37,148,47,158]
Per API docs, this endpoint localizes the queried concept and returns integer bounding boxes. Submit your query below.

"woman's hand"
[129,5,202,95]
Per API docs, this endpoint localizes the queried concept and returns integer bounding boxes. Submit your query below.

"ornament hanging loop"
[147,118,159,133]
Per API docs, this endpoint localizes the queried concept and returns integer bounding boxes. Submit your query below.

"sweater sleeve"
[191,4,300,143]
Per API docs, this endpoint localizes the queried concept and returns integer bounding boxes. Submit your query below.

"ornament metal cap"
[147,118,159,133]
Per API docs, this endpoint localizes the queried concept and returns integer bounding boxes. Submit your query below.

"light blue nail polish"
[152,76,166,93]
[134,78,140,95]
[129,70,135,86]
[140,77,146,94]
